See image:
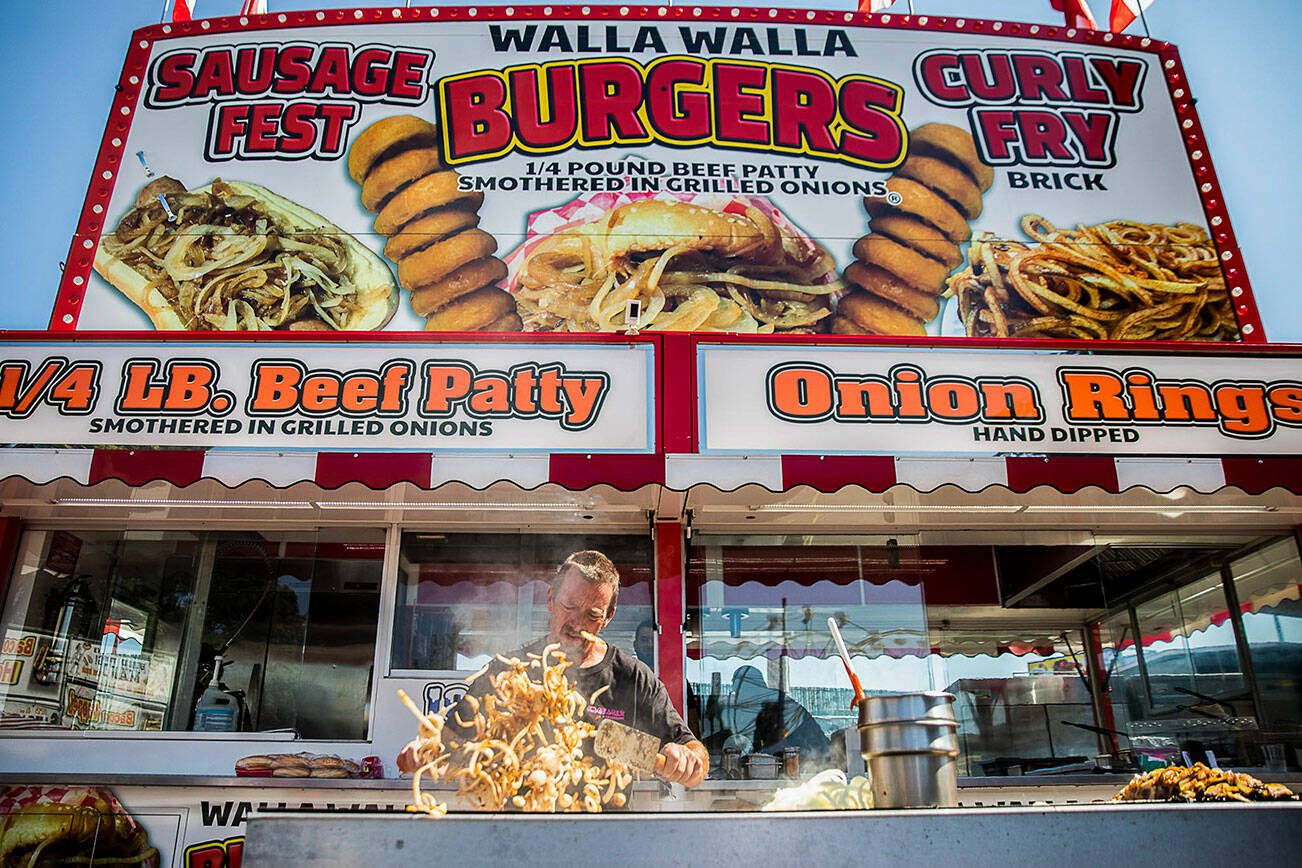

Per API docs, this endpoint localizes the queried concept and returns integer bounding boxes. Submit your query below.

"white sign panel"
[698,345,1302,456]
[0,342,654,453]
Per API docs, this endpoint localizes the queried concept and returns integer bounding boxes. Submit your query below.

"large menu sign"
[54,8,1260,343]
[698,344,1302,456]
[0,342,653,452]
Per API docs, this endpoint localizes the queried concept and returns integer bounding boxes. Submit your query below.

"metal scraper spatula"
[594,718,663,776]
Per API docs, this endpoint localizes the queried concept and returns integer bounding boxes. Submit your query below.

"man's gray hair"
[554,550,620,614]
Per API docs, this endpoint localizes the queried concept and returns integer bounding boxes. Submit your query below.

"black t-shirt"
[450,638,696,747]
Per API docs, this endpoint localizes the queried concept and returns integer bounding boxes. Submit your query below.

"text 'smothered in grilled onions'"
[93,177,398,331]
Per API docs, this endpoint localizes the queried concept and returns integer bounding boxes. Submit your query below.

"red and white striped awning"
[1,448,1299,494]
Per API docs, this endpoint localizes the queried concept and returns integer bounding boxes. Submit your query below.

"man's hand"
[396,738,423,775]
[655,740,709,788]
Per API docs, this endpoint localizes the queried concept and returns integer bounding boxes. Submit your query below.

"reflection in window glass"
[686,538,1093,777]
[1129,573,1249,717]
[390,534,654,672]
[0,528,383,740]
[1099,567,1262,767]
[1098,612,1142,737]
[1230,539,1302,746]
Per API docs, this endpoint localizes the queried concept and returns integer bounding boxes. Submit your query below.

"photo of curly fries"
[397,642,633,816]
[949,214,1240,341]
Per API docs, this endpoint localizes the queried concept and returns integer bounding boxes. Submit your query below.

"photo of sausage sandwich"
[93,177,398,331]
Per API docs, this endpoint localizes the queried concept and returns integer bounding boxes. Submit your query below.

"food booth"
[0,6,1298,865]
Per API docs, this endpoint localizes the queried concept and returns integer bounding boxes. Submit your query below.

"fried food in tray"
[1112,763,1297,803]
[94,177,398,331]
[398,643,632,816]
[835,123,990,336]
[949,215,1240,341]
[349,114,520,332]
[512,197,843,333]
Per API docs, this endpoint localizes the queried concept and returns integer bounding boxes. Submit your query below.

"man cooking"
[397,550,709,788]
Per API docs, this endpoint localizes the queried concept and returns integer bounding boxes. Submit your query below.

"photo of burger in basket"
[0,785,158,867]
[504,192,845,333]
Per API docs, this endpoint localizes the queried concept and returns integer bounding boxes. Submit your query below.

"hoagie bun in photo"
[93,177,398,331]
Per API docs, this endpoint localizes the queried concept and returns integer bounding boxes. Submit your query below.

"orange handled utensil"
[827,617,865,708]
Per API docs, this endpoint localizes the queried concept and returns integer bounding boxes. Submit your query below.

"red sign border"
[50,5,1265,344]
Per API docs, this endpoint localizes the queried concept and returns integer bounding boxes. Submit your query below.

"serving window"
[0,527,383,739]
[1097,537,1302,769]
[685,533,1302,778]
[389,532,655,674]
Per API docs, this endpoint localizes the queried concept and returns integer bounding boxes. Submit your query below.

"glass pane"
[191,530,384,740]
[1175,572,1251,718]
[687,542,929,769]
[1098,570,1258,767]
[942,642,1094,776]
[1230,538,1302,765]
[1098,611,1143,738]
[0,528,382,739]
[390,533,654,672]
[685,538,1093,778]
[0,530,199,731]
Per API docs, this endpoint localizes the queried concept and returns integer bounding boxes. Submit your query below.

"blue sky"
[2,0,1298,341]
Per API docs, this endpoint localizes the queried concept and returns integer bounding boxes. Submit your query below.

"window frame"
[0,521,390,742]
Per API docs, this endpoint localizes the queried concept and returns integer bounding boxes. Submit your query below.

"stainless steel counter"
[0,771,1152,790]
[1,770,1295,810]
[0,772,412,790]
[245,803,1302,867]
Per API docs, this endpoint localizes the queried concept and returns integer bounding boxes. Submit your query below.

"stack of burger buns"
[834,123,994,336]
[236,752,363,778]
[348,115,521,332]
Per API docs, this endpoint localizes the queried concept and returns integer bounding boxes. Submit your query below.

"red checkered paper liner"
[500,184,842,299]
[0,785,141,834]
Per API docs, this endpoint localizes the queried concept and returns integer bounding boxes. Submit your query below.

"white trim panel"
[894,456,1010,492]
[1114,457,1227,493]
[202,450,319,487]
[665,454,783,491]
[0,448,94,484]
[430,454,550,489]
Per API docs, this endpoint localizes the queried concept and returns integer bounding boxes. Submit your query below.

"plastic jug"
[192,657,238,732]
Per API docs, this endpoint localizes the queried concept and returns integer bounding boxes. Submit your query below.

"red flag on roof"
[171,0,195,22]
[857,0,897,11]
[1110,0,1154,32]
[1048,0,1099,29]
[241,0,268,15]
